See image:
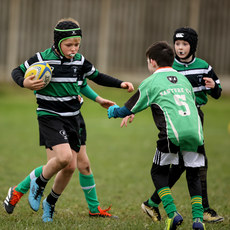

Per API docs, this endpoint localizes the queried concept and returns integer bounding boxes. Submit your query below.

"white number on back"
[173,95,191,116]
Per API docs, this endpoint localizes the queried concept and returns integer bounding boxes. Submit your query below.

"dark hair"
[146,41,174,67]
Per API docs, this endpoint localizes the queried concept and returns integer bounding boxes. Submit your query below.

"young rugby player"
[108,41,206,230]
[3,18,133,222]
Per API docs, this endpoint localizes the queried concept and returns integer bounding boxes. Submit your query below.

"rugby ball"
[24,61,52,89]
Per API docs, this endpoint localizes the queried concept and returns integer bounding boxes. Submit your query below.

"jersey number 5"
[173,95,191,116]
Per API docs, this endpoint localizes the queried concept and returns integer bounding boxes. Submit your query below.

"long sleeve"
[208,68,222,99]
[210,82,222,99]
[91,72,123,88]
[108,105,133,118]
[12,66,25,87]
[80,84,98,101]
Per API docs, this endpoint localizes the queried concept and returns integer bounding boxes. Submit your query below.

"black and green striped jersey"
[12,47,122,117]
[173,57,222,106]
[19,48,98,117]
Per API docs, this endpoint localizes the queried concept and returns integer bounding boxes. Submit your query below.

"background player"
[141,27,223,224]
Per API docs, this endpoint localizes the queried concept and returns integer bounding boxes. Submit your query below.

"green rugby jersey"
[173,57,222,106]
[19,47,99,117]
[125,67,203,152]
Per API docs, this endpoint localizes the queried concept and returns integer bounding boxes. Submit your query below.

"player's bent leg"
[52,149,77,194]
[40,149,77,222]
[47,144,73,173]
[3,166,44,214]
[151,164,179,220]
[186,167,204,221]
[151,150,184,228]
[16,166,43,194]
[168,163,185,188]
[183,153,206,229]
[29,144,72,212]
[77,145,91,175]
[41,188,61,223]
[151,163,185,203]
[142,162,186,221]
[77,145,117,218]
[28,178,45,211]
[77,146,99,212]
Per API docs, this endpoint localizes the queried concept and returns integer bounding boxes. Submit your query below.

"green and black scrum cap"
[54,20,82,56]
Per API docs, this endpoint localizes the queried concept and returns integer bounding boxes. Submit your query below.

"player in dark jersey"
[3,18,134,222]
[108,41,206,230]
[142,27,223,224]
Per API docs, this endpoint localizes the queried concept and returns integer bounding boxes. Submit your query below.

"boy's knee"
[57,152,73,168]
[64,164,76,175]
[77,160,91,174]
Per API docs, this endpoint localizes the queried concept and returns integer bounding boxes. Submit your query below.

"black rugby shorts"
[38,115,81,152]
[78,113,87,145]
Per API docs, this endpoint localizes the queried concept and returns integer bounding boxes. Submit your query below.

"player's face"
[174,40,190,59]
[60,37,81,59]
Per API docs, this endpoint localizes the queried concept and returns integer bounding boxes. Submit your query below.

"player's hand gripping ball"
[24,62,52,89]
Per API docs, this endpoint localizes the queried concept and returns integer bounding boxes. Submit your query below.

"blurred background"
[0,0,230,92]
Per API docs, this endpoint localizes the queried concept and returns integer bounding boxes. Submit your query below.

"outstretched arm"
[120,82,134,92]
[95,96,116,109]
[80,84,115,108]
[80,84,99,101]
[91,72,134,92]
[107,105,133,119]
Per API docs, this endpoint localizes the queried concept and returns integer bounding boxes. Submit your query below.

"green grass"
[0,83,229,230]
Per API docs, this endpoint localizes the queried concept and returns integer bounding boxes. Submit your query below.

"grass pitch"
[0,83,229,230]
